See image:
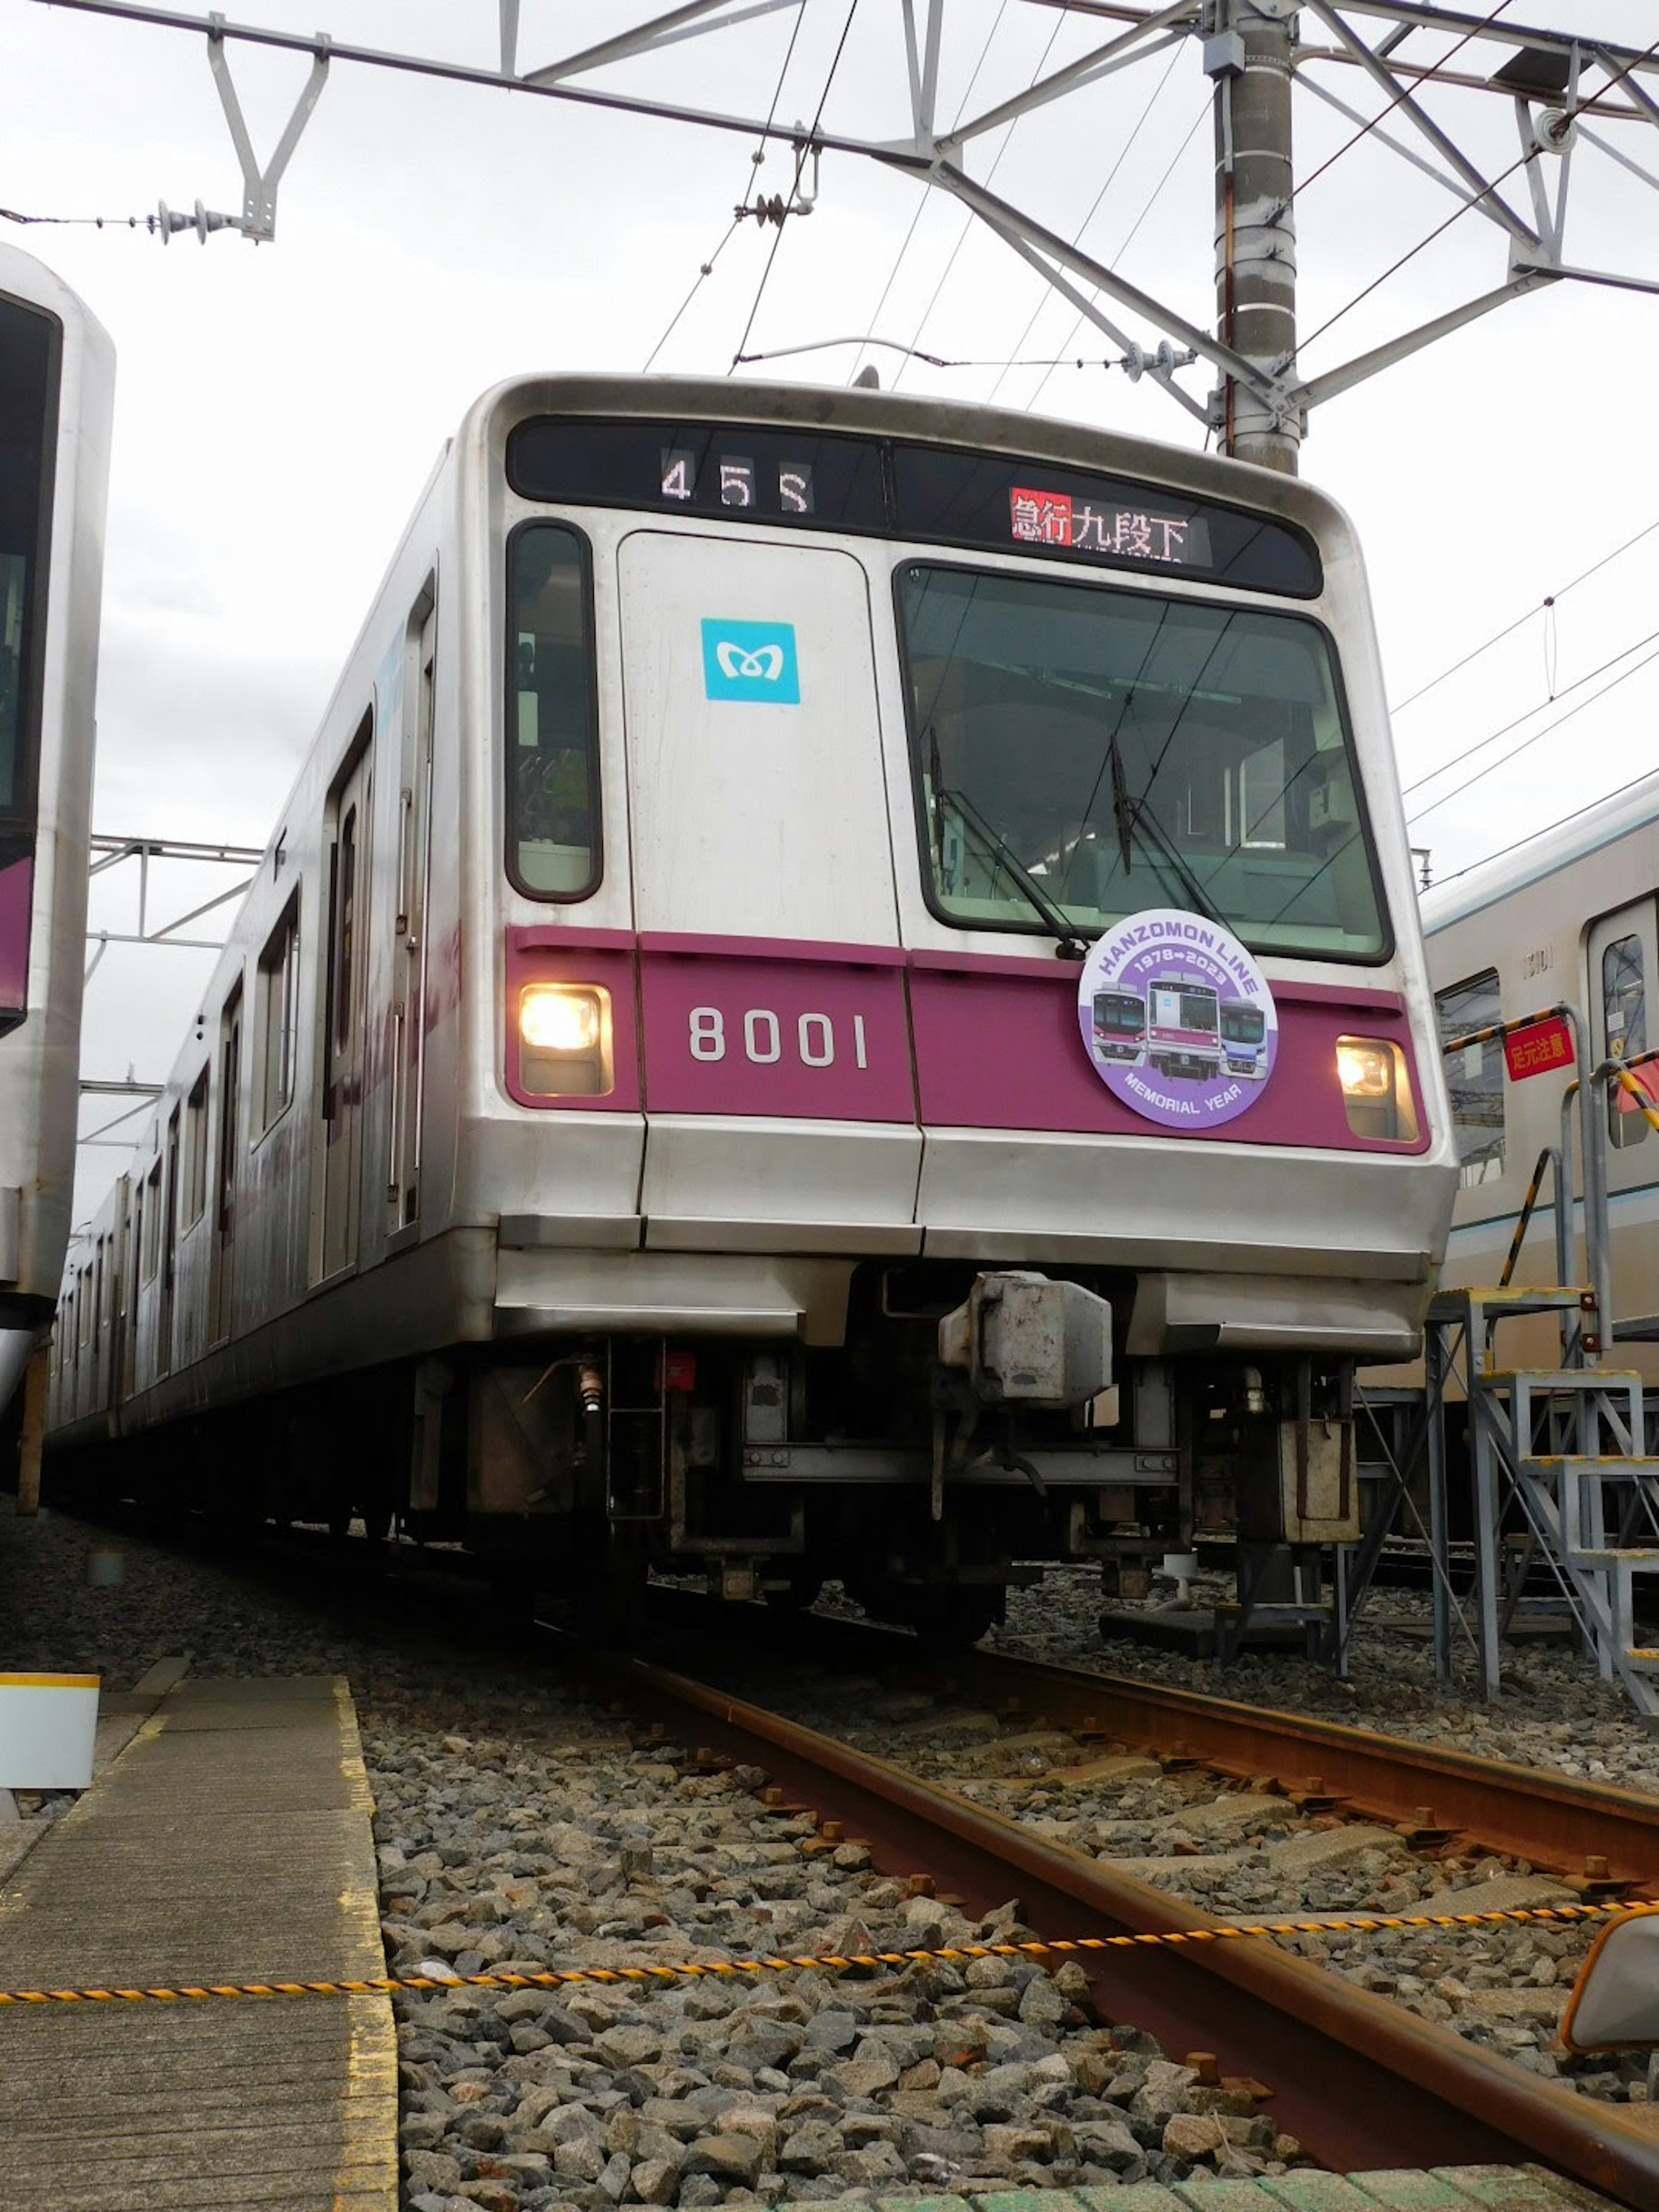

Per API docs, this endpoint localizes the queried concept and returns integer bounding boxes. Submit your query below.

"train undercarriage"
[49,1263,1366,1648]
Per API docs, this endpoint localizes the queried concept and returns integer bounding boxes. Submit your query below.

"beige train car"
[1418,772,1659,1383]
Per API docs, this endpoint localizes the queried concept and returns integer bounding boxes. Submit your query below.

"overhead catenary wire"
[887,10,1067,392]
[1300,30,1659,359]
[2,205,164,231]
[1392,515,1659,714]
[985,39,1185,408]
[734,334,1186,373]
[1407,637,1659,828]
[1432,760,1659,890]
[641,0,810,373]
[727,0,862,376]
[1402,621,1659,799]
[1284,0,1520,211]
[850,0,1012,389]
[1025,89,1211,415]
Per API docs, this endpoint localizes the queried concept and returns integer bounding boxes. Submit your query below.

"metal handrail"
[1440,1001,1604,1361]
[1497,1144,1562,1289]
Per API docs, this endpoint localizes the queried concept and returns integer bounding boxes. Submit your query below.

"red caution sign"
[1502,1015,1575,1082]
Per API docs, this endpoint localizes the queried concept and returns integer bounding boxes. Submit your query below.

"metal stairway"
[1428,1285,1659,1716]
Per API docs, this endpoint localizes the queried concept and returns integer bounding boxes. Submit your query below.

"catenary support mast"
[1211,0,1300,473]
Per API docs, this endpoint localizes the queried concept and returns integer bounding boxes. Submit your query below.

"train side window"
[505,523,599,900]
[139,1163,159,1283]
[183,1068,210,1226]
[334,806,359,1047]
[1435,968,1505,1188]
[258,896,301,1130]
[1604,932,1649,1150]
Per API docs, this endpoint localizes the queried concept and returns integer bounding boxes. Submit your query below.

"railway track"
[40,1510,1659,2204]
[528,1589,1659,2201]
[641,1594,1659,1891]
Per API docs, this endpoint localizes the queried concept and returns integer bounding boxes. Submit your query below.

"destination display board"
[506,418,1323,597]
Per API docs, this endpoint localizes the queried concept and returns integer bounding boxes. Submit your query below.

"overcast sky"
[3,0,1656,1220]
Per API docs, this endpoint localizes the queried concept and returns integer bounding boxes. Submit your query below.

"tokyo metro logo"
[701,619,801,704]
[715,641,785,683]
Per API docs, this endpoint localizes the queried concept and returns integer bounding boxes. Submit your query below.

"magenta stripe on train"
[0,856,32,1014]
[504,927,1426,1152]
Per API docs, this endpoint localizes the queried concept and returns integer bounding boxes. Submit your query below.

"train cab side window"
[1603,933,1649,1150]
[258,897,301,1131]
[1435,968,1505,1188]
[183,1069,210,1227]
[506,524,599,899]
[0,296,57,828]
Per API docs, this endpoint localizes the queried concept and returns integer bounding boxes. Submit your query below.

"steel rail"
[581,1646,1659,2206]
[639,1595,1659,1889]
[922,1641,1659,1894]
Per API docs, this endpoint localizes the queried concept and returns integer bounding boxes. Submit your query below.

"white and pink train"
[0,245,111,1424]
[48,374,1456,1636]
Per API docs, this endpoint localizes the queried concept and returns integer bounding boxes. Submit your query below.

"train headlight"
[1337,1040,1391,1098]
[518,983,613,1097]
[1336,1035,1416,1142]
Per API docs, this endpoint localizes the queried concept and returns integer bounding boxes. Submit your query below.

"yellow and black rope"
[3,1898,1653,2005]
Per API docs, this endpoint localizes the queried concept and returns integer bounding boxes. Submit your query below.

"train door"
[617,533,898,941]
[156,1107,179,1378]
[209,983,242,1341]
[124,1173,143,1401]
[318,729,372,1281]
[1588,900,1659,1332]
[388,597,435,1233]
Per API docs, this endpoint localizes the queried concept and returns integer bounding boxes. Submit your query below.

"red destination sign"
[1502,1016,1574,1082]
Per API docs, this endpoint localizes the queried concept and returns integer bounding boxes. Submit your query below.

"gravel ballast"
[1,1508,1654,2208]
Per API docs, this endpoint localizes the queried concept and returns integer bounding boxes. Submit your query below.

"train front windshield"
[1152,987,1218,1036]
[0,294,56,827]
[1222,1004,1266,1045]
[902,565,1388,960]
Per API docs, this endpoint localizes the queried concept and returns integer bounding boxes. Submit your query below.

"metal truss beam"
[84,833,261,982]
[22,0,1659,442]
[941,4,1190,155]
[938,162,1284,418]
[1301,0,1541,253]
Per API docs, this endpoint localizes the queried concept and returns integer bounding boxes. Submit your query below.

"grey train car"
[0,246,112,1421]
[1424,772,1659,1375]
[49,375,1457,1637]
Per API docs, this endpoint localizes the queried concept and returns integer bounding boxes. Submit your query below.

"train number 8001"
[688,1007,870,1069]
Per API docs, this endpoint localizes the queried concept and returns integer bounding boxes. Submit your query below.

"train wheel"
[569,1530,648,1645]
[489,1560,542,1624]
[911,1587,1004,1648]
[764,1570,823,1611]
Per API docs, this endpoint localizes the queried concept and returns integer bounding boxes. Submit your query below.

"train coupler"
[937,1271,1114,1409]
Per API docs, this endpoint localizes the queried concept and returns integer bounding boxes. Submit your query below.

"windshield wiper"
[938,786,1092,960]
[1107,738,1225,928]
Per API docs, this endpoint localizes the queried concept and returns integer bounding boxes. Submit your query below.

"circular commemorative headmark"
[1076,906,1278,1131]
